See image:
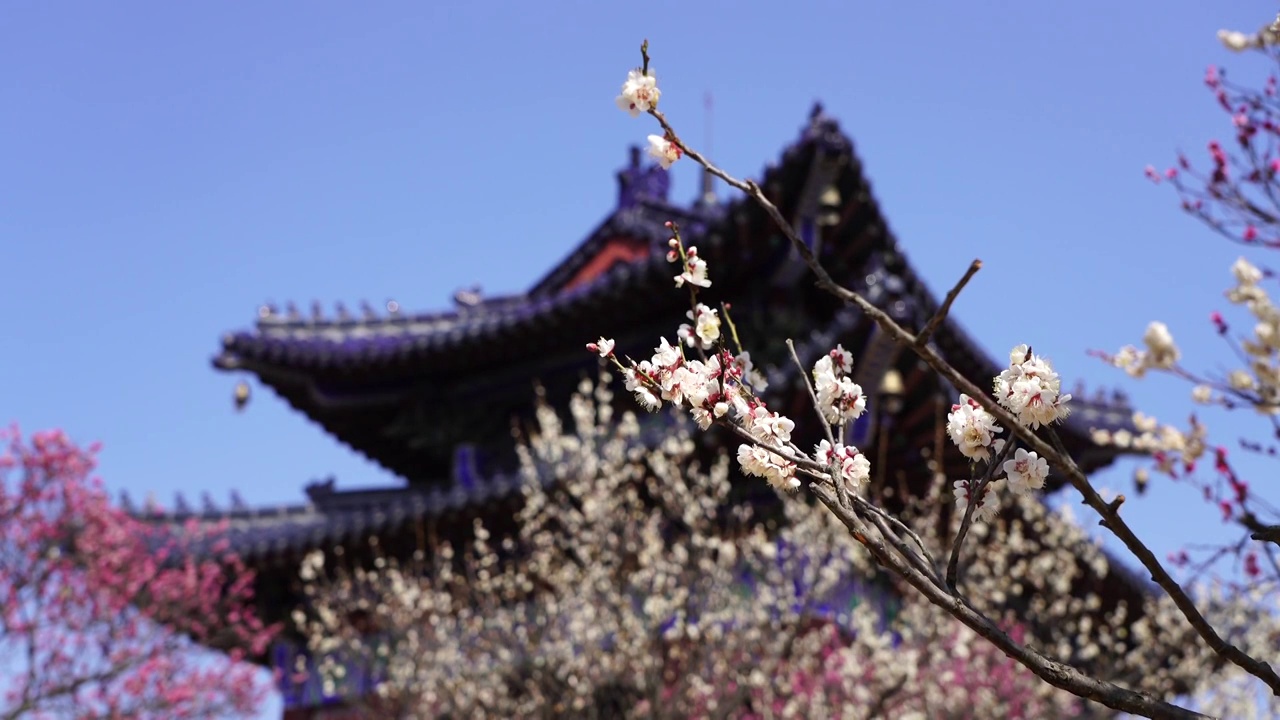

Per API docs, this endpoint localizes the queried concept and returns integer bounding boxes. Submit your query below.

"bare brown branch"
[916,259,982,350]
[642,93,1280,709]
[808,484,1211,720]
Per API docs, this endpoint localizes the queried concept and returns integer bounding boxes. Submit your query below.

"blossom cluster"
[1151,51,1280,248]
[1222,256,1280,412]
[678,303,720,350]
[943,345,1069,523]
[1217,14,1280,52]
[815,439,871,491]
[295,378,1100,718]
[812,345,866,425]
[994,344,1073,428]
[616,64,683,172]
[0,427,274,719]
[295,374,1261,717]
[1108,322,1181,379]
[590,224,878,496]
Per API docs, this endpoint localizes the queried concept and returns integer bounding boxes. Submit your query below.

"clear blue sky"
[3,2,1275,715]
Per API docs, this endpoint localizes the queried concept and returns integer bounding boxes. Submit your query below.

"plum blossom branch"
[608,42,1280,713]
[633,65,1280,700]
[946,437,1016,593]
[915,259,982,350]
[807,482,1210,720]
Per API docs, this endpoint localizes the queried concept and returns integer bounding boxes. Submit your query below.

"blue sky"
[3,2,1277,715]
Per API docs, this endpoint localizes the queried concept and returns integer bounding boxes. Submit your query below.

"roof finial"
[454,286,484,308]
[233,381,250,412]
[698,91,717,207]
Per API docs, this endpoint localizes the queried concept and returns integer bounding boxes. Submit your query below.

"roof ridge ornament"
[617,145,671,209]
[305,477,338,504]
[453,285,484,309]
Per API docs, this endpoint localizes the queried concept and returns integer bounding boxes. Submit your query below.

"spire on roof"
[697,91,717,208]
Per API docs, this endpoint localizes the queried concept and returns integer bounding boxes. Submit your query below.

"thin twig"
[659,115,1280,694]
[807,484,1209,720]
[787,339,838,450]
[641,99,1277,707]
[784,338,853,512]
[946,440,1015,593]
[915,259,982,350]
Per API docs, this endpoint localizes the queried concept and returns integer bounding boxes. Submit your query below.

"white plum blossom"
[586,337,615,358]
[1229,369,1256,391]
[994,344,1072,429]
[678,303,721,350]
[652,336,680,367]
[1110,345,1148,378]
[1233,256,1263,286]
[736,443,798,490]
[815,439,871,490]
[615,68,660,116]
[954,478,1002,523]
[947,394,1004,461]
[1002,448,1049,494]
[647,134,682,170]
[812,346,865,424]
[734,351,768,392]
[673,246,710,288]
[1218,29,1254,52]
[623,363,662,411]
[1142,322,1179,369]
[748,406,795,445]
[1192,384,1213,404]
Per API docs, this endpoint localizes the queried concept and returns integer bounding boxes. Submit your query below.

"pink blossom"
[0,427,276,718]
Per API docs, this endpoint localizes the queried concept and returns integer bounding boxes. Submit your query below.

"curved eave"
[139,475,531,564]
[212,117,846,378]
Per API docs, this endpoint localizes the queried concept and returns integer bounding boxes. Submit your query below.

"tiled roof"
[210,103,1141,483]
[138,471,527,562]
[211,107,848,375]
[212,204,694,373]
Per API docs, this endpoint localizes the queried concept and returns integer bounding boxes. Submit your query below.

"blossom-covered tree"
[0,427,275,719]
[295,376,1114,718]
[594,38,1280,719]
